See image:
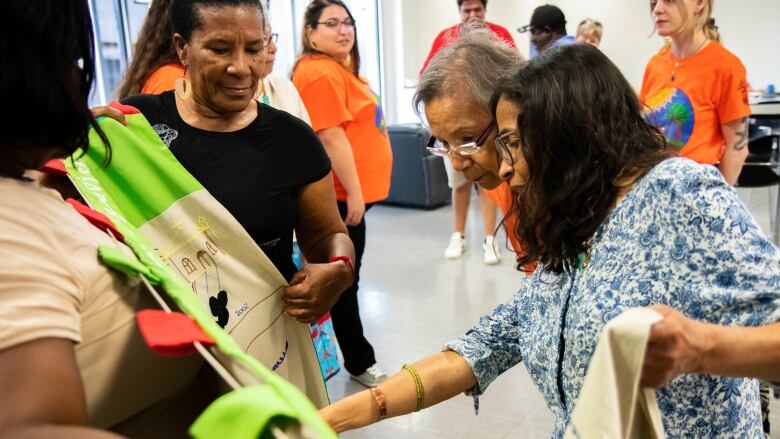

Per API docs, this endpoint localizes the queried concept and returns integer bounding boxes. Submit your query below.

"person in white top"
[258,19,312,125]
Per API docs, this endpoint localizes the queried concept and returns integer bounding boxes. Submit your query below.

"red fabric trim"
[136,309,215,356]
[108,100,141,115]
[316,312,332,326]
[40,159,68,176]
[66,198,125,242]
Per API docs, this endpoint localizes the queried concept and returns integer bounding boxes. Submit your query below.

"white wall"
[390,0,780,123]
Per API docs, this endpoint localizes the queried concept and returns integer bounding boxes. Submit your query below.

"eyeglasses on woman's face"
[265,33,278,45]
[494,130,521,166]
[426,122,495,157]
[317,18,356,30]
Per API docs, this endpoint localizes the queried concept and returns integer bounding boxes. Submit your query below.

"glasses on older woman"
[265,33,279,45]
[317,18,356,30]
[426,122,496,157]
[494,130,520,166]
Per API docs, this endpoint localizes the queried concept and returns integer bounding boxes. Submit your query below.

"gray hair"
[414,20,524,116]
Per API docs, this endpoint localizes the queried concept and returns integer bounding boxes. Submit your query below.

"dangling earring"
[253,80,264,100]
[174,66,192,101]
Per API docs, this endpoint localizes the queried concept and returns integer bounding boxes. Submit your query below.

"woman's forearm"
[698,322,780,381]
[719,117,749,186]
[317,127,362,197]
[320,351,477,433]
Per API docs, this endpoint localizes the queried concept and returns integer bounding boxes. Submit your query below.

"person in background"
[117,0,182,98]
[517,4,575,58]
[640,0,749,186]
[421,0,515,265]
[576,18,603,47]
[319,44,780,438]
[258,15,311,124]
[292,0,392,388]
[420,0,515,72]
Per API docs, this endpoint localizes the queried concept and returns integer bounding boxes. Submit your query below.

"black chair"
[383,123,451,209]
[737,116,780,243]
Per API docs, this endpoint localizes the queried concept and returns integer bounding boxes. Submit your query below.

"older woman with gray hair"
[416,22,528,262]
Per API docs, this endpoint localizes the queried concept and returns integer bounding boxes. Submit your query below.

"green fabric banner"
[66,112,335,439]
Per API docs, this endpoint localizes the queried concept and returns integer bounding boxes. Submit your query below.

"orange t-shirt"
[292,56,393,203]
[141,63,185,95]
[483,183,536,275]
[639,42,750,165]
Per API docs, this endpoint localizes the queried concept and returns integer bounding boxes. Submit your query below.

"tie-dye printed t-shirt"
[293,55,392,203]
[640,42,750,165]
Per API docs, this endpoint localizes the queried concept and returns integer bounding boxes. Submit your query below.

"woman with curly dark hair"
[319,44,780,438]
[117,0,181,98]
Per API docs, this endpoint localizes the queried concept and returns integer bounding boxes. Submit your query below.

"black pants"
[331,201,376,375]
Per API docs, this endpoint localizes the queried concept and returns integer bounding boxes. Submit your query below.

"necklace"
[670,38,709,82]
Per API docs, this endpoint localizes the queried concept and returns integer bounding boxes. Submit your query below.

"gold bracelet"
[402,364,424,412]
[369,386,387,421]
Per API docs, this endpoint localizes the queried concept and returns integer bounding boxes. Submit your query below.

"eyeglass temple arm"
[476,121,498,146]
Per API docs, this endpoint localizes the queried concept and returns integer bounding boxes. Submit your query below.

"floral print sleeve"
[444,289,524,399]
[654,161,780,327]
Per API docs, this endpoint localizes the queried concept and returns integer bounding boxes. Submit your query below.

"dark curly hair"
[117,0,179,98]
[491,44,672,273]
[0,0,108,160]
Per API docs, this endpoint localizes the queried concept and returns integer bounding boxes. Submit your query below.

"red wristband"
[329,256,355,286]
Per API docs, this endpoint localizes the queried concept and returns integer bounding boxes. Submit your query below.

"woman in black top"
[121,0,354,323]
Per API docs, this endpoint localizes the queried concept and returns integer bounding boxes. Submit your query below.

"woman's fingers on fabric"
[649,303,674,317]
[91,106,127,125]
[283,282,312,303]
[641,316,691,388]
[284,306,317,323]
[640,360,672,389]
[288,270,308,286]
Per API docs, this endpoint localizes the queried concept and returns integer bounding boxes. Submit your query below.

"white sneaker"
[483,235,501,265]
[350,363,387,387]
[444,232,466,259]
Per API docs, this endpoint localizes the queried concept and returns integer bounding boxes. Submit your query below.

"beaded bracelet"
[402,364,424,412]
[369,386,387,421]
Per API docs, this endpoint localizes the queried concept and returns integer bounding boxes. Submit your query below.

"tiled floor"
[324,186,780,438]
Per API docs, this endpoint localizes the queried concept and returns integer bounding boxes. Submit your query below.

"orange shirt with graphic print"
[640,42,750,165]
[141,63,185,95]
[293,55,392,203]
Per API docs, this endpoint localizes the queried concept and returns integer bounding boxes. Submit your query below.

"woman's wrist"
[329,256,355,289]
[320,390,376,433]
[689,321,720,375]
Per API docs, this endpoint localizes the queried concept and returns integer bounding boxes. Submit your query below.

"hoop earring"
[253,81,264,100]
[174,69,192,101]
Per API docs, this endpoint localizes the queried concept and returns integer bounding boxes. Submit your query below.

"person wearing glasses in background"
[292,0,392,388]
[421,0,517,265]
[257,9,311,124]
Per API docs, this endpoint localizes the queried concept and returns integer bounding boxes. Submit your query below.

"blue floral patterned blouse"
[445,158,780,438]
